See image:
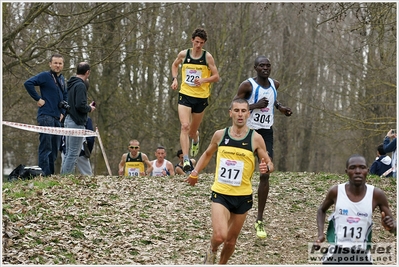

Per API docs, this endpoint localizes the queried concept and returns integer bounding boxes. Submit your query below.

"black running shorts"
[178,93,208,113]
[210,191,253,214]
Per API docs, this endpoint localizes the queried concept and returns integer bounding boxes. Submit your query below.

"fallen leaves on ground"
[2,172,397,265]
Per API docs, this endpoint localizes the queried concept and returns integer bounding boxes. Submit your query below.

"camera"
[58,100,70,111]
[392,129,396,134]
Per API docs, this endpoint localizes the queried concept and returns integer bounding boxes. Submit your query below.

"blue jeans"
[61,115,85,175]
[37,115,61,176]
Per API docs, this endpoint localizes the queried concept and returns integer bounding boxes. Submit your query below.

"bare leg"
[190,112,205,143]
[219,212,247,264]
[210,202,229,253]
[178,105,192,157]
[257,173,269,221]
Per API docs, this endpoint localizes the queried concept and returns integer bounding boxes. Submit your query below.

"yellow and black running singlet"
[211,127,256,196]
[180,49,212,98]
[124,152,145,177]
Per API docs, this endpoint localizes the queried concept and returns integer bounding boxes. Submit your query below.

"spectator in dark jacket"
[24,54,67,176]
[61,62,96,175]
[370,144,392,177]
[383,129,397,178]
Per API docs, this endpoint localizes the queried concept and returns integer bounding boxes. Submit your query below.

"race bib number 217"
[217,158,244,186]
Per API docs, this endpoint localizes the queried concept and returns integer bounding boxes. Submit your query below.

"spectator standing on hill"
[171,28,220,172]
[314,154,396,265]
[383,129,397,178]
[24,54,67,176]
[234,55,292,239]
[61,62,96,175]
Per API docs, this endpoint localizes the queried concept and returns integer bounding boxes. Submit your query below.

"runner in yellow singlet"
[171,28,220,173]
[118,139,153,177]
[185,98,274,264]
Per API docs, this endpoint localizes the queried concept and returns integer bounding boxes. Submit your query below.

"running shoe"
[254,220,267,238]
[183,159,191,172]
[190,137,200,157]
[203,248,216,264]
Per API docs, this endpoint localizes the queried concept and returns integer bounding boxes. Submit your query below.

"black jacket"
[67,76,91,125]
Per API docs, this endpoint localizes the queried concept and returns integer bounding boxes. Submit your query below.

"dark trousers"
[37,115,61,175]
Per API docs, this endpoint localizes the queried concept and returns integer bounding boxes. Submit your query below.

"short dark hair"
[77,62,90,75]
[346,154,367,168]
[377,144,386,155]
[254,55,269,66]
[176,149,183,158]
[192,28,207,42]
[49,54,64,62]
[230,98,249,110]
[156,146,166,151]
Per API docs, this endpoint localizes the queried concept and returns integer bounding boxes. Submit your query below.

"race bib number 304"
[217,158,244,186]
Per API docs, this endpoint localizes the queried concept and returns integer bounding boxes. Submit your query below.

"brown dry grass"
[2,172,397,265]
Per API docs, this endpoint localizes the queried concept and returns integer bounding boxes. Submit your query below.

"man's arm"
[175,165,185,175]
[234,81,269,110]
[234,80,252,100]
[274,99,292,116]
[60,75,68,117]
[383,132,396,153]
[142,153,153,175]
[24,73,46,108]
[315,186,337,245]
[374,188,397,235]
[118,153,127,176]
[75,84,92,113]
[185,129,223,186]
[203,52,220,84]
[24,74,42,101]
[166,161,175,176]
[171,50,186,90]
[272,79,292,116]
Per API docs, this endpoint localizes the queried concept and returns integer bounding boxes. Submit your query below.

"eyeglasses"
[129,146,139,149]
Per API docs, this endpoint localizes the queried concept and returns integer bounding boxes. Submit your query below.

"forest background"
[2,2,397,176]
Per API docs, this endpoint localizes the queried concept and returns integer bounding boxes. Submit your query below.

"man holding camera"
[24,54,68,176]
[61,62,96,175]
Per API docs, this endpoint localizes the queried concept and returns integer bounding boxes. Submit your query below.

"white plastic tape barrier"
[2,121,97,137]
